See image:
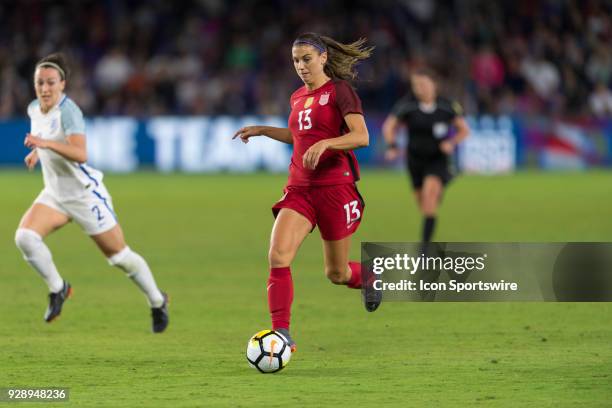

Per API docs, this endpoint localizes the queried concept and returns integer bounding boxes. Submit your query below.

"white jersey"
[28,94,104,200]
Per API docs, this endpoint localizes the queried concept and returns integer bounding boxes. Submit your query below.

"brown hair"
[410,67,439,83]
[293,32,373,81]
[35,53,69,81]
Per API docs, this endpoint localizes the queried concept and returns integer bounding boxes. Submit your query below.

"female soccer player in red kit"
[234,32,376,350]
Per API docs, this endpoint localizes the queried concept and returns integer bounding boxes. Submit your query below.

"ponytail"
[293,33,373,81]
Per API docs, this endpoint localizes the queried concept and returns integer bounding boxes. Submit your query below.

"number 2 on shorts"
[343,200,361,225]
[91,205,104,221]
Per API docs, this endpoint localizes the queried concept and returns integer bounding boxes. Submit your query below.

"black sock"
[422,216,436,243]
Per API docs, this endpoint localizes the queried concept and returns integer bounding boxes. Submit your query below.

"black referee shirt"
[391,96,463,158]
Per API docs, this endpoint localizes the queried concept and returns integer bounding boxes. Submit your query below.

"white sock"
[15,228,64,293]
[108,246,164,307]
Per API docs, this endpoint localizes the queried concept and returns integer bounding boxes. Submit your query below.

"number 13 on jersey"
[343,200,361,226]
[297,109,312,130]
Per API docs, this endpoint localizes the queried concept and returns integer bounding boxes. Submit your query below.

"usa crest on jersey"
[319,92,330,106]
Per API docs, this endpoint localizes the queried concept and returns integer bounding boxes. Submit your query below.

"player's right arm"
[24,149,39,170]
[383,96,414,162]
[233,126,293,144]
[25,100,40,170]
[382,114,401,161]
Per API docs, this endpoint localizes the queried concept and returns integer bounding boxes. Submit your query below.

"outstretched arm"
[233,126,293,145]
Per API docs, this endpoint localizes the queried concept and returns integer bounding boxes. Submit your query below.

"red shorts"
[272,183,365,241]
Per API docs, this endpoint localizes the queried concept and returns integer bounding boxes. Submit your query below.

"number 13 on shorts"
[343,200,361,226]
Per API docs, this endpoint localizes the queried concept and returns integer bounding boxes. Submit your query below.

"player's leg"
[413,189,423,208]
[269,208,312,268]
[75,185,165,308]
[322,236,354,285]
[267,208,312,348]
[315,184,380,311]
[16,203,70,291]
[69,184,168,332]
[315,183,363,288]
[314,181,363,267]
[90,224,164,306]
[408,156,425,237]
[416,175,445,299]
[322,236,381,312]
[15,201,72,322]
[420,175,443,244]
[90,224,168,332]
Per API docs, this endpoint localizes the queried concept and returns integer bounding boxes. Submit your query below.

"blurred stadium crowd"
[0,0,611,118]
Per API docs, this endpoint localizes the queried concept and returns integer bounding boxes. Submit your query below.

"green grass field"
[1,170,611,407]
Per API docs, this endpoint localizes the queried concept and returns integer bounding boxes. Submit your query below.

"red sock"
[268,267,293,330]
[347,261,362,289]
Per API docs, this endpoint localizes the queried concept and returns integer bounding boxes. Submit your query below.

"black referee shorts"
[406,154,453,189]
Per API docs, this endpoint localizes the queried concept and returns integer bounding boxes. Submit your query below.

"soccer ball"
[246,330,292,373]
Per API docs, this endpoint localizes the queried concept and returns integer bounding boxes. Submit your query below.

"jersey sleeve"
[335,81,363,117]
[26,100,38,118]
[391,96,416,119]
[438,98,464,120]
[60,100,86,136]
[450,100,464,117]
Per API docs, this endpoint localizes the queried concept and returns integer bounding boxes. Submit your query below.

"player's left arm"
[440,101,470,155]
[302,114,369,170]
[451,116,470,144]
[327,113,369,150]
[24,133,88,163]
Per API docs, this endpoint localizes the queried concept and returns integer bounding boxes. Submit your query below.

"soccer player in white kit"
[14,53,169,333]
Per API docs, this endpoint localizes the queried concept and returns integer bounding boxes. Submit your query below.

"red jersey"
[287,79,363,186]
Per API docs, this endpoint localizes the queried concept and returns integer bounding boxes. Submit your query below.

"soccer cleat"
[151,292,169,333]
[275,328,297,353]
[44,281,72,323]
[362,269,382,312]
[362,284,382,312]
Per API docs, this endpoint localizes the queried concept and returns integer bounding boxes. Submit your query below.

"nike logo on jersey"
[346,217,360,229]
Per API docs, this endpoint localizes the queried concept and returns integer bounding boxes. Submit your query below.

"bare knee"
[268,244,295,268]
[421,199,438,216]
[420,190,439,216]
[325,265,348,285]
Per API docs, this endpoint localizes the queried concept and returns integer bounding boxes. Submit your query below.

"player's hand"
[384,146,400,161]
[303,140,329,170]
[24,150,39,170]
[440,140,455,155]
[233,126,262,144]
[24,133,49,149]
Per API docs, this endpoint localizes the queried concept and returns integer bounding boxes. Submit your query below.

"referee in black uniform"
[382,68,470,245]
